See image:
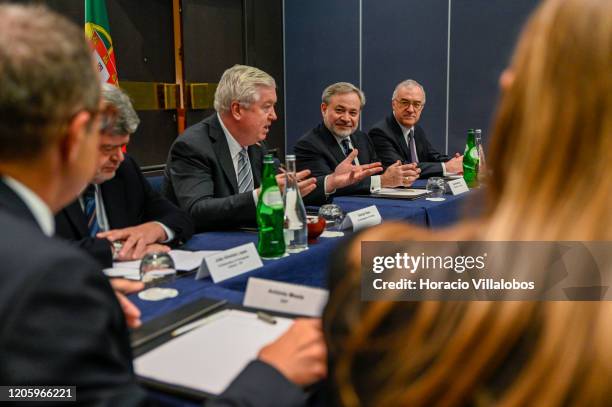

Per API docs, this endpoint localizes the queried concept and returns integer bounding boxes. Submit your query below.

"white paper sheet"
[133,309,293,395]
[110,250,220,271]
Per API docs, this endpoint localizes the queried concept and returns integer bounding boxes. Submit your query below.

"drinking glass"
[139,252,177,285]
[426,177,446,199]
[318,204,345,231]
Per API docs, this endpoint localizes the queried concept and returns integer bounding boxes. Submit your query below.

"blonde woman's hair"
[325,0,612,405]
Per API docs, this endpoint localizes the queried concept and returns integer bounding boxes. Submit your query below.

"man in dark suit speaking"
[0,5,326,406]
[55,84,194,267]
[294,82,419,197]
[368,79,463,178]
[163,65,381,231]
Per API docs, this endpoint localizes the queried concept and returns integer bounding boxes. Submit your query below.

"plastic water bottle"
[283,155,308,253]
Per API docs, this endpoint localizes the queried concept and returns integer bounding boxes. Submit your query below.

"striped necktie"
[237,148,254,193]
[82,185,101,237]
[408,129,419,163]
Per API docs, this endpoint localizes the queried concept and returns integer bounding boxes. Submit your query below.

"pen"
[256,311,277,325]
[131,300,227,348]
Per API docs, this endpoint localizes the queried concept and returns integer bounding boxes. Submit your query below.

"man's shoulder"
[295,123,327,145]
[181,114,219,141]
[0,210,100,290]
[369,114,396,135]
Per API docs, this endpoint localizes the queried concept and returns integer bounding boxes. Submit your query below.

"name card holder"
[243,277,329,317]
[196,243,263,283]
[447,178,470,195]
[340,205,382,231]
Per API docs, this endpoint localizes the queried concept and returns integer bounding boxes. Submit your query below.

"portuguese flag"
[85,0,118,85]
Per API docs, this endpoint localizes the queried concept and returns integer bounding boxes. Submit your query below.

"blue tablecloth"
[131,190,478,323]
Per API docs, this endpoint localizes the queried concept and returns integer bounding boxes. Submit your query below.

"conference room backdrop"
[284,0,538,155]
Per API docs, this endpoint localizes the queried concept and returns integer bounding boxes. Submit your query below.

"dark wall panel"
[183,0,244,127]
[448,0,537,153]
[284,0,360,152]
[244,0,286,157]
[362,0,448,154]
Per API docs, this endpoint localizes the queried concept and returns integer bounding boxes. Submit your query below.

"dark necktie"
[340,138,356,165]
[82,185,101,237]
[408,129,419,163]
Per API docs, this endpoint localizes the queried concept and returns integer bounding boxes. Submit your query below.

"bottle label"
[469,147,479,160]
[262,186,284,208]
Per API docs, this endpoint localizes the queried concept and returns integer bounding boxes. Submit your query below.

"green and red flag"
[85,0,118,85]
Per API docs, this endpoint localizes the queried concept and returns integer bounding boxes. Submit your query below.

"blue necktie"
[83,185,101,237]
[340,138,353,156]
[237,148,254,193]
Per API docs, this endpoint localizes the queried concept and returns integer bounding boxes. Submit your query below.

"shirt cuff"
[441,162,448,176]
[154,221,175,243]
[370,175,381,193]
[252,189,259,206]
[324,175,336,196]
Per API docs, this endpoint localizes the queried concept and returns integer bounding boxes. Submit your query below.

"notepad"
[133,309,293,395]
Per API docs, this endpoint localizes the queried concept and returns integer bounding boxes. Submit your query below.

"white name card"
[243,277,329,317]
[447,178,469,195]
[196,243,263,283]
[340,205,382,231]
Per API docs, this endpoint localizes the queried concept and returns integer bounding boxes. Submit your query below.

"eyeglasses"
[394,99,424,110]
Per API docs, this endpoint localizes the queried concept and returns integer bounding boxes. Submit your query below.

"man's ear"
[60,110,92,164]
[321,103,328,116]
[230,101,242,120]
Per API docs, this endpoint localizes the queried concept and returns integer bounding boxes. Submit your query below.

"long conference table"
[131,183,481,323]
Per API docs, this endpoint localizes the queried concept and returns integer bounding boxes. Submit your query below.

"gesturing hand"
[380,160,420,187]
[275,169,317,197]
[325,149,384,192]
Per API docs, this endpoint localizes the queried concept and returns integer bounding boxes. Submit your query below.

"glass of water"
[426,177,446,199]
[318,204,345,231]
[139,252,177,285]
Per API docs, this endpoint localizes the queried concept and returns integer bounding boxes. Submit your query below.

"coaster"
[138,287,179,301]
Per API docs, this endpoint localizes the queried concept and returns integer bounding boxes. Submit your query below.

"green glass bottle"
[256,154,286,258]
[463,129,479,188]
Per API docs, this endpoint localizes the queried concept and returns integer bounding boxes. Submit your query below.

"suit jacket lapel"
[210,117,239,194]
[388,115,411,161]
[319,124,347,165]
[351,133,370,164]
[101,176,128,229]
[248,144,263,187]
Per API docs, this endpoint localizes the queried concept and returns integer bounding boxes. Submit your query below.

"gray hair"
[0,4,100,160]
[392,79,426,104]
[322,82,366,108]
[214,65,276,113]
[102,84,140,135]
